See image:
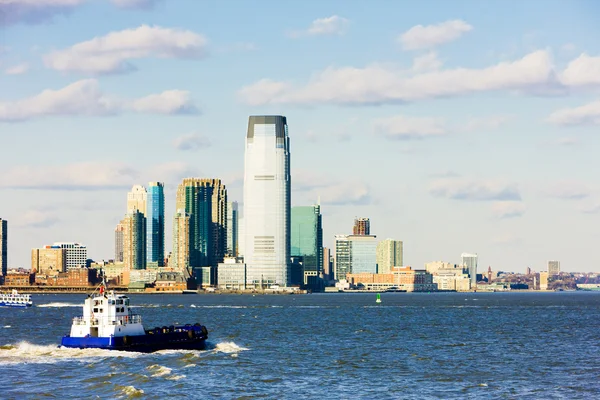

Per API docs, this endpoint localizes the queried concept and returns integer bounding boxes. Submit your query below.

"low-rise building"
[217,257,246,290]
[154,272,187,291]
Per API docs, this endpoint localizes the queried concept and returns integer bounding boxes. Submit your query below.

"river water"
[1,292,599,399]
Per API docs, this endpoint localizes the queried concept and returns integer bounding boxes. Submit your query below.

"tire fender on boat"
[201,326,208,337]
[187,329,195,339]
[123,335,130,346]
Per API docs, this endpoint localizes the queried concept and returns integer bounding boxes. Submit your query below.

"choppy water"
[1,292,600,399]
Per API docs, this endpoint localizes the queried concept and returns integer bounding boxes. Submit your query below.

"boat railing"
[72,314,142,326]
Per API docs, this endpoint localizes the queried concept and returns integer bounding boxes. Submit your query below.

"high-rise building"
[291,204,323,287]
[146,182,165,267]
[353,217,370,235]
[461,253,478,286]
[31,246,66,274]
[115,223,124,262]
[238,216,245,258]
[0,218,7,276]
[172,209,191,271]
[53,242,87,270]
[121,210,146,270]
[376,239,403,274]
[349,235,377,274]
[323,247,332,281]
[334,235,351,281]
[548,260,560,276]
[243,115,291,288]
[127,185,147,214]
[226,201,239,257]
[175,178,219,269]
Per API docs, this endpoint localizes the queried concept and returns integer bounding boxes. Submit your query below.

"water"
[1,292,600,399]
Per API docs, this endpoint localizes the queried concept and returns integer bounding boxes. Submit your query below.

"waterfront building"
[461,253,478,286]
[323,247,332,281]
[376,239,403,274]
[353,217,370,235]
[226,201,239,257]
[121,210,146,270]
[291,204,323,287]
[243,115,291,288]
[146,182,165,267]
[217,258,247,290]
[334,235,351,281]
[176,178,227,269]
[425,261,457,275]
[172,209,191,271]
[52,242,88,270]
[0,218,6,277]
[127,184,147,214]
[548,260,560,276]
[115,223,124,262]
[31,246,67,274]
[346,267,436,292]
[348,235,377,274]
[540,271,549,290]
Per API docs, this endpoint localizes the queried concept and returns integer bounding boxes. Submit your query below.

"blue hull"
[0,302,32,308]
[61,325,207,353]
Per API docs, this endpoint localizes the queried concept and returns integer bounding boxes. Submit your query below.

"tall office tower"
[175,178,216,269]
[114,223,124,262]
[0,218,7,276]
[121,210,146,270]
[461,253,478,286]
[146,182,165,267]
[53,242,88,270]
[226,201,239,257]
[127,185,147,214]
[334,235,351,281]
[244,116,291,287]
[349,235,377,274]
[548,260,560,276]
[376,239,403,274]
[291,205,323,277]
[322,247,332,281]
[353,217,370,235]
[172,209,191,271]
[238,216,245,258]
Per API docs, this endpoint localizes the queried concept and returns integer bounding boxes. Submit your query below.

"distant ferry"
[0,290,33,308]
[61,282,208,352]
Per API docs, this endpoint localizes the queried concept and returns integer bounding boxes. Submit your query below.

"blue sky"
[1,0,600,273]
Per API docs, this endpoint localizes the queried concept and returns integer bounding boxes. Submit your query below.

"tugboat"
[61,282,208,352]
[0,289,33,308]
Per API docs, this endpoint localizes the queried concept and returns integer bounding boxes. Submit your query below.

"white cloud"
[237,50,558,106]
[560,53,600,86]
[288,15,350,38]
[110,0,160,9]
[0,161,199,190]
[13,210,59,228]
[411,51,442,72]
[491,201,526,219]
[548,100,600,126]
[399,20,473,50]
[373,115,446,140]
[4,63,29,75]
[44,25,208,74]
[293,169,372,206]
[545,181,590,200]
[464,115,512,131]
[0,79,199,122]
[0,0,85,26]
[556,137,578,146]
[429,178,521,201]
[173,133,211,151]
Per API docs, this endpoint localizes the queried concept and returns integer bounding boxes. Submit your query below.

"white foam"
[214,341,249,354]
[119,385,144,397]
[0,341,143,365]
[37,302,79,308]
[147,364,172,377]
[3,325,11,328]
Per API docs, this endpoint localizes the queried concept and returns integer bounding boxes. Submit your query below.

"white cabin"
[70,290,145,338]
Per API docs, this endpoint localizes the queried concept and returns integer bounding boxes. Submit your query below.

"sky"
[1,0,600,273]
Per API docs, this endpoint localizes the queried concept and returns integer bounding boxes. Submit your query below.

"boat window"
[99,309,103,313]
[117,300,123,305]
[125,300,129,305]
[93,308,98,312]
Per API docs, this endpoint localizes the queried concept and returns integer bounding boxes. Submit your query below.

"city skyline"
[1,1,599,272]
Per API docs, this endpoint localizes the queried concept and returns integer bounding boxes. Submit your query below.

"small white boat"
[0,289,33,308]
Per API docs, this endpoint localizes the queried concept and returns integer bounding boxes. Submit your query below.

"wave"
[0,342,143,365]
[190,305,248,309]
[37,302,79,308]
[3,325,11,328]
[213,341,249,354]
[116,384,144,398]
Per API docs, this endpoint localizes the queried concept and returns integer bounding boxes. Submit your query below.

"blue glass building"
[146,182,165,267]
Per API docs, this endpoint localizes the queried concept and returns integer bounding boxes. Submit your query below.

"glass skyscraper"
[226,201,238,257]
[0,218,7,277]
[146,182,165,267]
[461,253,478,286]
[291,205,323,275]
[243,115,291,287]
[349,235,377,274]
